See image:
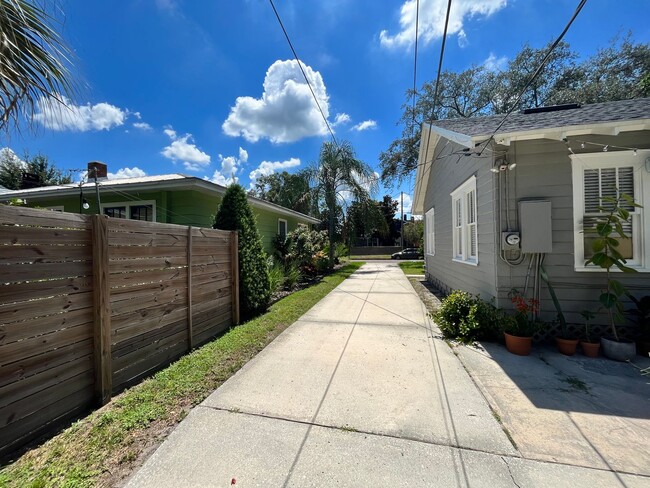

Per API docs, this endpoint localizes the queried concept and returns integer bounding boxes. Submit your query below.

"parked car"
[391,248,422,260]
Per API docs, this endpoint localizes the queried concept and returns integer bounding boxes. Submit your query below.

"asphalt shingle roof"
[429,98,650,137]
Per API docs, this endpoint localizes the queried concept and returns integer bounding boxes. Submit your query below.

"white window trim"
[571,150,649,272]
[100,200,157,222]
[450,176,478,266]
[278,218,288,238]
[425,208,435,256]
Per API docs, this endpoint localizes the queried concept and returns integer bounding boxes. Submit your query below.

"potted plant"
[584,192,640,361]
[503,290,541,356]
[625,295,650,356]
[579,310,600,358]
[540,264,578,355]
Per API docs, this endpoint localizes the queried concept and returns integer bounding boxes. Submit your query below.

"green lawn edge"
[398,261,424,275]
[0,262,364,488]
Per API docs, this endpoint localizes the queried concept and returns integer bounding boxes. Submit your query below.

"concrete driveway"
[125,263,648,487]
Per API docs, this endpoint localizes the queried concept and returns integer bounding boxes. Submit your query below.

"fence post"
[231,230,240,325]
[187,226,194,350]
[92,214,112,405]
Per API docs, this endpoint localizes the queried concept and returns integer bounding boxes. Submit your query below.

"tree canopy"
[380,35,650,184]
[306,140,377,267]
[249,171,312,216]
[0,148,72,189]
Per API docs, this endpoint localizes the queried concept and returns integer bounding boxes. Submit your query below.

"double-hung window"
[425,208,435,256]
[571,150,649,272]
[450,176,478,265]
[101,200,156,222]
[278,219,288,240]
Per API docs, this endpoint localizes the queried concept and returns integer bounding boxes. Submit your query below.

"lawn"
[398,261,425,275]
[0,262,364,488]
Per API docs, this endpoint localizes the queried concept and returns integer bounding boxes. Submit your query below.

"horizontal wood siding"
[0,206,237,457]
[495,135,650,328]
[423,142,497,300]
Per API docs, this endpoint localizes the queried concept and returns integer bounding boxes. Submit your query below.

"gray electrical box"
[519,200,552,253]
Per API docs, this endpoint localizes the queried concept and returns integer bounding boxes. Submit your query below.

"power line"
[411,0,420,127]
[268,0,337,146]
[477,0,588,155]
[412,0,453,207]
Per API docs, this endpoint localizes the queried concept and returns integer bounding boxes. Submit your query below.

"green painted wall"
[17,188,311,254]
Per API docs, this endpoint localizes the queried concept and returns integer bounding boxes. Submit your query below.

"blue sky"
[2,0,649,214]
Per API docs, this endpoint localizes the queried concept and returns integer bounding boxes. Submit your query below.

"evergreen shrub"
[214,184,270,318]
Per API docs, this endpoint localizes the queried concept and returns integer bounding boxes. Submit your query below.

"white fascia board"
[472,119,650,146]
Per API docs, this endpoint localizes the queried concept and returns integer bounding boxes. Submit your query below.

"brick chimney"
[87,161,108,180]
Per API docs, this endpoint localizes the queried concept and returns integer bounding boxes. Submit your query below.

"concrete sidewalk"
[125,263,647,487]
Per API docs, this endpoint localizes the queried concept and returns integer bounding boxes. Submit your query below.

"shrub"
[284,263,302,289]
[273,225,328,276]
[434,290,501,342]
[214,184,270,318]
[267,258,285,294]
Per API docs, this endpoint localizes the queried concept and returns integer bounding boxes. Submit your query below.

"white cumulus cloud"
[133,122,153,131]
[333,113,351,126]
[34,96,127,131]
[161,127,211,172]
[222,59,330,143]
[249,157,301,188]
[209,147,249,187]
[108,167,147,180]
[380,0,507,49]
[352,120,377,132]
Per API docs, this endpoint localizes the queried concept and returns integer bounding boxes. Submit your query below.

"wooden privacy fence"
[0,205,239,457]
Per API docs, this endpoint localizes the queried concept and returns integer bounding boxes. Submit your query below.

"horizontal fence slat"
[0,369,94,428]
[112,306,187,344]
[0,206,90,229]
[113,327,187,375]
[0,245,91,264]
[0,354,93,409]
[0,323,93,367]
[1,261,92,284]
[1,226,91,246]
[108,255,188,273]
[108,218,190,235]
[1,306,93,346]
[108,245,188,258]
[110,287,187,318]
[0,291,93,326]
[190,227,231,239]
[109,267,187,289]
[108,232,187,247]
[0,339,93,389]
[109,278,186,303]
[0,276,93,303]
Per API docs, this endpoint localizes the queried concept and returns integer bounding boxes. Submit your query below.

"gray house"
[412,98,650,335]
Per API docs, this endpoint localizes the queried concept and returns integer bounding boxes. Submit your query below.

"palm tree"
[306,140,377,267]
[0,0,76,131]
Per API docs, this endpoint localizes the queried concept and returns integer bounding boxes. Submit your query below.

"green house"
[0,168,319,253]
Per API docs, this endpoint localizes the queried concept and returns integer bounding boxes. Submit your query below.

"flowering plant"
[504,289,542,337]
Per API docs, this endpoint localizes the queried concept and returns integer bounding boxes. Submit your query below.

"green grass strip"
[398,261,424,275]
[0,262,364,488]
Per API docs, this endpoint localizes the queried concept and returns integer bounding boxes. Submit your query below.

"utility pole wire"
[477,0,588,155]
[268,0,338,147]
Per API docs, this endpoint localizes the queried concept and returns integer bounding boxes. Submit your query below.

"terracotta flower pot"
[580,341,600,358]
[556,337,579,356]
[504,332,532,356]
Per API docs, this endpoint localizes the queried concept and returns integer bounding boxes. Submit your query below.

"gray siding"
[495,132,650,327]
[423,141,498,301]
[422,130,650,330]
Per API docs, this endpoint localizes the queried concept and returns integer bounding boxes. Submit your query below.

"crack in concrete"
[501,456,522,488]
